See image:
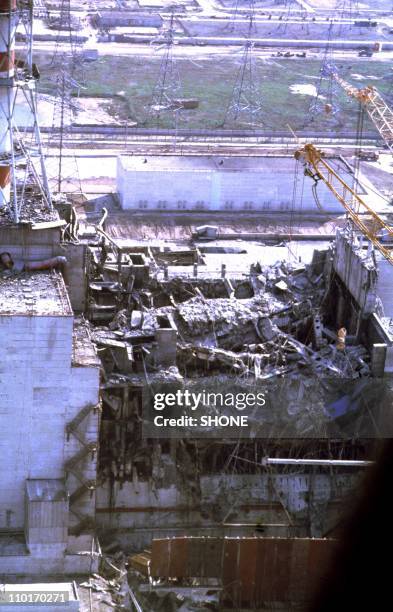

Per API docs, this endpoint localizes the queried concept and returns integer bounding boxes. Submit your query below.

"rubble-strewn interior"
[1,0,393,610]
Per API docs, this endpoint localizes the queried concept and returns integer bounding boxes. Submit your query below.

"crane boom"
[333,74,393,152]
[295,143,393,264]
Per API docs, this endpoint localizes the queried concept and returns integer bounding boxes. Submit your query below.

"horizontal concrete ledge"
[202,233,336,241]
[181,38,393,50]
[93,35,393,51]
[0,554,99,576]
[119,210,342,219]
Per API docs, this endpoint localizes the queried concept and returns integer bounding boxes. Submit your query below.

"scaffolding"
[0,0,51,223]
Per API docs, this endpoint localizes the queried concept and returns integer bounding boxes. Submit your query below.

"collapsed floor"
[77,234,388,568]
[82,232,390,609]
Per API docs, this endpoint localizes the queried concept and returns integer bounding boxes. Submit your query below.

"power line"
[147,13,183,130]
[47,0,84,195]
[222,14,265,128]
[303,22,343,129]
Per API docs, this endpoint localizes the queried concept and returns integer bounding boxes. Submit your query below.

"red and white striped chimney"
[0,0,16,208]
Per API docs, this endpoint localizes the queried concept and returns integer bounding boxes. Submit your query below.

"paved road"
[166,0,391,17]
[29,38,393,59]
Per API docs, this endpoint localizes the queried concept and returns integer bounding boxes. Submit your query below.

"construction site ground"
[101,210,346,243]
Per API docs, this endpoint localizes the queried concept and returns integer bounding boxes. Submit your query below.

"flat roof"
[118,154,347,173]
[0,270,72,316]
[108,26,159,34]
[0,200,61,227]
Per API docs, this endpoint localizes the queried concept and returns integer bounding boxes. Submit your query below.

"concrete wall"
[0,552,99,576]
[0,313,100,534]
[376,257,393,318]
[0,315,72,530]
[333,231,378,315]
[95,472,359,545]
[366,314,393,375]
[117,156,345,213]
[96,12,162,28]
[0,226,61,263]
[62,243,87,313]
[0,227,87,313]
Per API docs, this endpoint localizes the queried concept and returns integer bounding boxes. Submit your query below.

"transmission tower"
[304,23,343,128]
[147,14,183,127]
[226,0,256,37]
[47,0,84,196]
[225,0,240,34]
[337,0,360,20]
[275,0,295,34]
[0,0,52,224]
[223,15,265,127]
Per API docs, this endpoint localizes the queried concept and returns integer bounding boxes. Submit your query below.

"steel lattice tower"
[147,14,182,127]
[225,0,240,34]
[337,0,360,20]
[48,0,83,195]
[0,0,51,223]
[226,0,256,37]
[304,23,342,127]
[223,15,264,127]
[275,0,294,34]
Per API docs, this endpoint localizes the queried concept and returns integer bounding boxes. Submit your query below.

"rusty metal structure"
[0,0,51,222]
[150,536,338,608]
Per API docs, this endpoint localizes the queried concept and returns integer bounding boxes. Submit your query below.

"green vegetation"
[36,52,393,133]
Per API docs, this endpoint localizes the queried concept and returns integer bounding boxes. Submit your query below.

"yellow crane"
[294,143,393,264]
[332,74,393,152]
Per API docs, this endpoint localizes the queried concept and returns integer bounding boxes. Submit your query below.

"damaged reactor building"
[1,0,393,610]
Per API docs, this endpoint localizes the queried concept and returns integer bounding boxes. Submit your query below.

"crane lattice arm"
[333,75,393,152]
[295,143,393,264]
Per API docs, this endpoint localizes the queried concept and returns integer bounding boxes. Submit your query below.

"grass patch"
[36,52,393,133]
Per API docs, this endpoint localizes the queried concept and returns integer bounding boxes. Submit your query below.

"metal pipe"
[23,256,67,271]
[95,226,120,253]
[262,458,374,467]
[128,585,143,612]
[97,207,108,231]
[202,233,335,241]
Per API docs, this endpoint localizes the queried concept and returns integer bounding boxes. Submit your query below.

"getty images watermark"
[142,378,392,439]
[142,385,268,438]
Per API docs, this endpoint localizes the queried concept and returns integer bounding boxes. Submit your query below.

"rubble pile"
[178,335,370,380]
[87,241,387,486]
[88,247,373,383]
[78,554,150,612]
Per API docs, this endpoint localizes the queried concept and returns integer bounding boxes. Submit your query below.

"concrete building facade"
[0,266,100,572]
[117,155,346,213]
